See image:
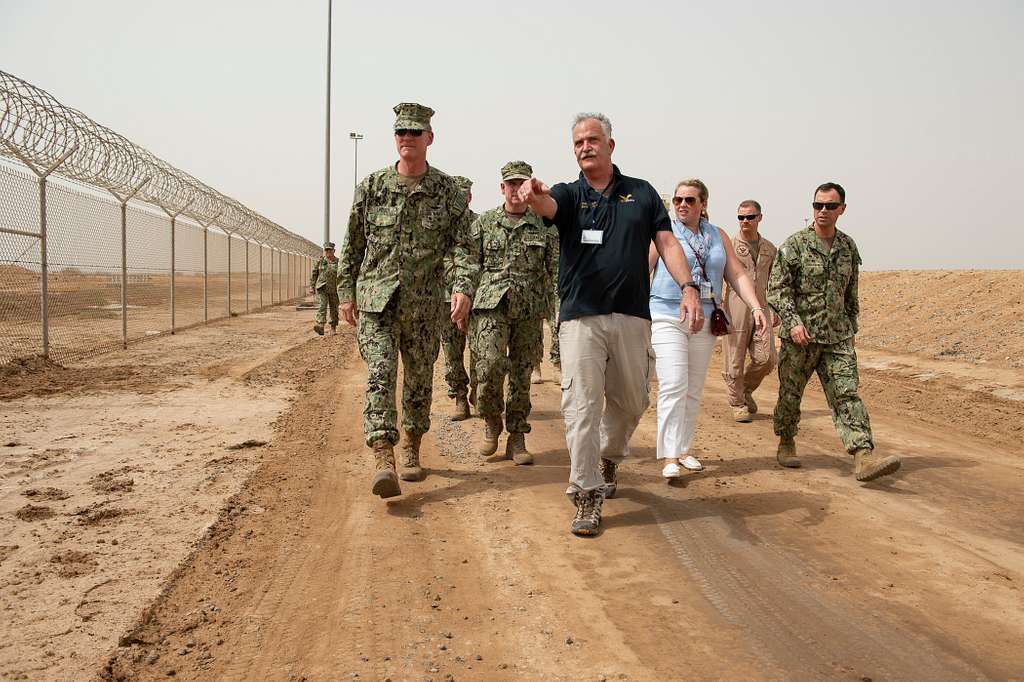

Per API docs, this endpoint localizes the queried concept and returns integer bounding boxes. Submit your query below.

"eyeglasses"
[672,196,698,206]
[394,129,424,137]
[738,214,760,221]
[812,202,842,211]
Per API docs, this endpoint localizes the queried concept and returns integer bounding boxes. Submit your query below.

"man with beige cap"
[338,102,477,499]
[469,161,558,465]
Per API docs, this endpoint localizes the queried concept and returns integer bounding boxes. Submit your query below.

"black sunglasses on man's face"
[395,129,424,137]
[812,202,842,211]
[738,214,760,221]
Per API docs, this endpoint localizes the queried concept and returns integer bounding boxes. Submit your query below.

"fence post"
[0,141,78,358]
[203,227,208,322]
[161,200,193,334]
[226,232,232,317]
[107,178,151,350]
[244,237,250,312]
[259,243,264,309]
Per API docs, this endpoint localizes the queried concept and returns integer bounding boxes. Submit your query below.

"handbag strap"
[689,247,721,312]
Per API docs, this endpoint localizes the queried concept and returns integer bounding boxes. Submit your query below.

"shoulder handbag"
[690,246,730,337]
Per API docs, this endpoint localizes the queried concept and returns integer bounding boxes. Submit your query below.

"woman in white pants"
[648,179,767,478]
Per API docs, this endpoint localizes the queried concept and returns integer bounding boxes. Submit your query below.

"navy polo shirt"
[547,165,671,323]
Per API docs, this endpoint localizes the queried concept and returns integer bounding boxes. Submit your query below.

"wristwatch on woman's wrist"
[680,281,699,292]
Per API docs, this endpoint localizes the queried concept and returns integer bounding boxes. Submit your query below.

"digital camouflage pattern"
[470,308,539,433]
[358,299,440,445]
[310,255,340,326]
[469,207,558,431]
[767,227,861,345]
[440,207,478,399]
[545,224,560,365]
[338,164,478,446]
[769,227,873,453]
[338,165,476,311]
[773,338,873,452]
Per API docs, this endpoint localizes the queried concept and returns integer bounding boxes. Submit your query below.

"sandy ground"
[1,271,1023,680]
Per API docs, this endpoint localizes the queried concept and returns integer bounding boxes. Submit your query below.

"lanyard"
[579,173,616,232]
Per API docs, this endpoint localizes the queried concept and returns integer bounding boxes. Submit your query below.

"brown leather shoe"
[397,432,424,482]
[370,440,401,498]
[505,432,533,465]
[478,416,502,457]
[853,448,901,482]
[450,395,470,421]
[776,437,801,468]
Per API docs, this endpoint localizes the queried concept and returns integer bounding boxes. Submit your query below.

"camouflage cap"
[323,241,335,250]
[452,176,473,191]
[500,160,533,181]
[393,102,434,131]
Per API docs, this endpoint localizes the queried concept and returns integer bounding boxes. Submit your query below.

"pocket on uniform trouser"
[560,374,575,421]
[751,329,773,366]
[646,347,656,387]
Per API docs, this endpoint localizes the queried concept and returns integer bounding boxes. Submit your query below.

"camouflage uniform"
[440,176,478,400]
[767,227,873,453]
[470,202,558,433]
[545,224,561,366]
[310,249,340,328]
[338,164,476,447]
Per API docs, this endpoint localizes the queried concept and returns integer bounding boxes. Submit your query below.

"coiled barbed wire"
[0,69,317,255]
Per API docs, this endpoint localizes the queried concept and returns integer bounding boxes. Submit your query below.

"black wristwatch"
[680,281,700,292]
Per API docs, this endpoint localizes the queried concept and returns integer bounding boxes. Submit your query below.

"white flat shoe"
[662,462,682,479]
[680,455,703,472]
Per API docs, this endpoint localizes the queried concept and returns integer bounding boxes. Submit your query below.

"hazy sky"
[2,0,1021,269]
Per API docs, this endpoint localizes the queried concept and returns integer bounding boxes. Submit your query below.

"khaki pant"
[559,314,653,498]
[721,321,776,407]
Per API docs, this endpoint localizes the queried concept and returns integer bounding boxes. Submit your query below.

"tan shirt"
[724,232,777,331]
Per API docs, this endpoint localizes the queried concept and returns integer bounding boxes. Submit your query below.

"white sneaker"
[662,462,682,479]
[681,455,704,471]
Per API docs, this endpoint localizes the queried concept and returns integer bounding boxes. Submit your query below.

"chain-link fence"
[0,70,318,365]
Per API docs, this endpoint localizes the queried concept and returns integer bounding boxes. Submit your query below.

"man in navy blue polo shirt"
[519,112,703,536]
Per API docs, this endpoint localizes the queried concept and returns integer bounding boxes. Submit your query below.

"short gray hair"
[572,112,612,139]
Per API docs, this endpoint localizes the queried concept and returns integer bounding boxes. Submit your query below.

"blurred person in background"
[722,200,779,422]
[648,179,766,479]
[441,176,478,421]
[310,241,340,336]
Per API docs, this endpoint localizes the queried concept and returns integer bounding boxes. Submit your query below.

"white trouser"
[559,314,653,498]
[651,314,717,460]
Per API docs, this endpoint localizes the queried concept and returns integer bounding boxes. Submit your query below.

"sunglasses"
[738,214,760,221]
[672,196,699,206]
[394,128,424,137]
[812,202,842,211]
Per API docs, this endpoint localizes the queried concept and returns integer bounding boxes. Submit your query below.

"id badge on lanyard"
[581,178,613,246]
[700,281,713,300]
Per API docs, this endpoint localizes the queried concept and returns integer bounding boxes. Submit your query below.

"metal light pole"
[349,132,363,190]
[323,0,332,245]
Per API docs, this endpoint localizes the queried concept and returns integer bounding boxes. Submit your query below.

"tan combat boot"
[450,394,470,421]
[733,405,753,423]
[397,432,424,482]
[744,392,758,414]
[505,432,533,465]
[313,323,324,336]
[777,437,801,468]
[478,416,503,457]
[531,366,543,384]
[853,448,901,482]
[370,440,401,498]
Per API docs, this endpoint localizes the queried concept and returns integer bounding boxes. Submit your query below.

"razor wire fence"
[0,70,318,365]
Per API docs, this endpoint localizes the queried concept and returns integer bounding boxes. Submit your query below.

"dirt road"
[95,323,1023,679]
